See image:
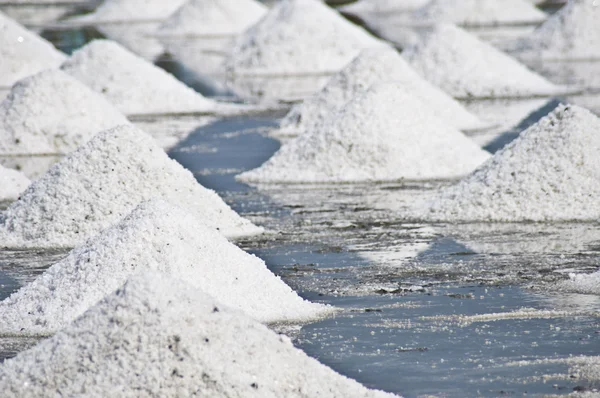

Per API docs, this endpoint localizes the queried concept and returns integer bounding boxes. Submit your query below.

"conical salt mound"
[0,200,327,333]
[224,0,383,76]
[0,272,394,397]
[0,165,29,202]
[157,0,267,37]
[418,104,600,222]
[0,69,129,156]
[278,46,486,137]
[403,24,568,99]
[61,40,214,115]
[341,0,429,14]
[511,0,600,60]
[0,12,65,88]
[411,0,546,26]
[0,125,262,248]
[238,83,490,183]
[70,0,187,23]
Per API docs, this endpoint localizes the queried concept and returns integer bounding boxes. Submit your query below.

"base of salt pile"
[238,82,490,183]
[0,165,29,202]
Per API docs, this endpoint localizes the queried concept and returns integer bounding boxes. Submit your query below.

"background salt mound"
[0,165,29,202]
[0,124,262,248]
[511,0,600,60]
[0,12,65,88]
[278,46,486,137]
[157,0,267,37]
[0,70,129,155]
[70,0,187,23]
[403,24,567,99]
[558,272,600,295]
[411,0,546,26]
[0,200,326,333]
[419,104,600,222]
[238,83,490,183]
[0,272,394,397]
[61,40,214,115]
[341,0,429,14]
[224,0,383,76]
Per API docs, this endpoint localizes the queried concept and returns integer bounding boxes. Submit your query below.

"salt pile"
[61,40,215,115]
[0,12,65,88]
[402,24,568,99]
[69,0,187,23]
[0,69,129,156]
[157,0,267,37]
[224,0,383,76]
[0,124,262,248]
[558,271,600,295]
[238,83,490,183]
[0,165,29,202]
[341,0,429,14]
[278,45,486,137]
[0,272,394,397]
[511,0,600,61]
[418,104,600,222]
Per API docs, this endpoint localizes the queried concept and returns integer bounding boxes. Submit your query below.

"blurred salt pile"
[0,12,65,88]
[0,70,129,156]
[0,165,29,202]
[61,40,215,116]
[277,45,486,137]
[340,0,429,14]
[68,0,187,23]
[238,83,490,183]
[419,104,600,222]
[559,271,600,295]
[0,272,395,397]
[403,24,571,99]
[0,125,262,248]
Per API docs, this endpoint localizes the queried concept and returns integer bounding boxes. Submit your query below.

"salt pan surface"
[0,124,262,248]
[278,45,486,136]
[0,69,129,155]
[224,0,383,76]
[238,83,490,183]
[402,24,568,99]
[0,272,394,397]
[0,165,29,202]
[157,0,267,37]
[69,0,187,23]
[61,40,215,115]
[0,12,65,88]
[418,104,600,222]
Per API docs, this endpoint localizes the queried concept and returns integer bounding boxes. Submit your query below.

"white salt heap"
[157,0,267,37]
[61,40,215,115]
[0,272,394,397]
[403,24,567,99]
[224,0,383,76]
[341,0,429,14]
[418,104,600,222]
[0,200,327,333]
[511,0,600,61]
[558,271,600,295]
[0,69,129,155]
[0,165,29,202]
[0,12,65,88]
[278,46,486,136]
[0,124,262,248]
[238,83,490,183]
[70,0,187,23]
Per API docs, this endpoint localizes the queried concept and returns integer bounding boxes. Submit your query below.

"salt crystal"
[69,0,187,23]
[0,12,65,88]
[0,69,129,155]
[238,82,490,183]
[0,165,29,202]
[418,104,600,222]
[224,0,383,76]
[61,39,215,115]
[403,24,569,99]
[0,124,262,248]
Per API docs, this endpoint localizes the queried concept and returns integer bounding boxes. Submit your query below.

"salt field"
[1,0,600,397]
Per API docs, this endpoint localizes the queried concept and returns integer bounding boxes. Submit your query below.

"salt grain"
[0,165,29,202]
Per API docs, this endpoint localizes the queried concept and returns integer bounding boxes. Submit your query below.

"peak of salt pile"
[61,40,214,115]
[341,0,429,14]
[224,0,383,76]
[71,0,187,23]
[157,0,267,37]
[278,46,486,136]
[0,124,262,248]
[0,272,394,398]
[238,83,490,183]
[0,69,129,156]
[419,104,600,222]
[403,24,567,99]
[511,0,600,60]
[0,165,29,202]
[0,12,65,88]
[0,200,326,333]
